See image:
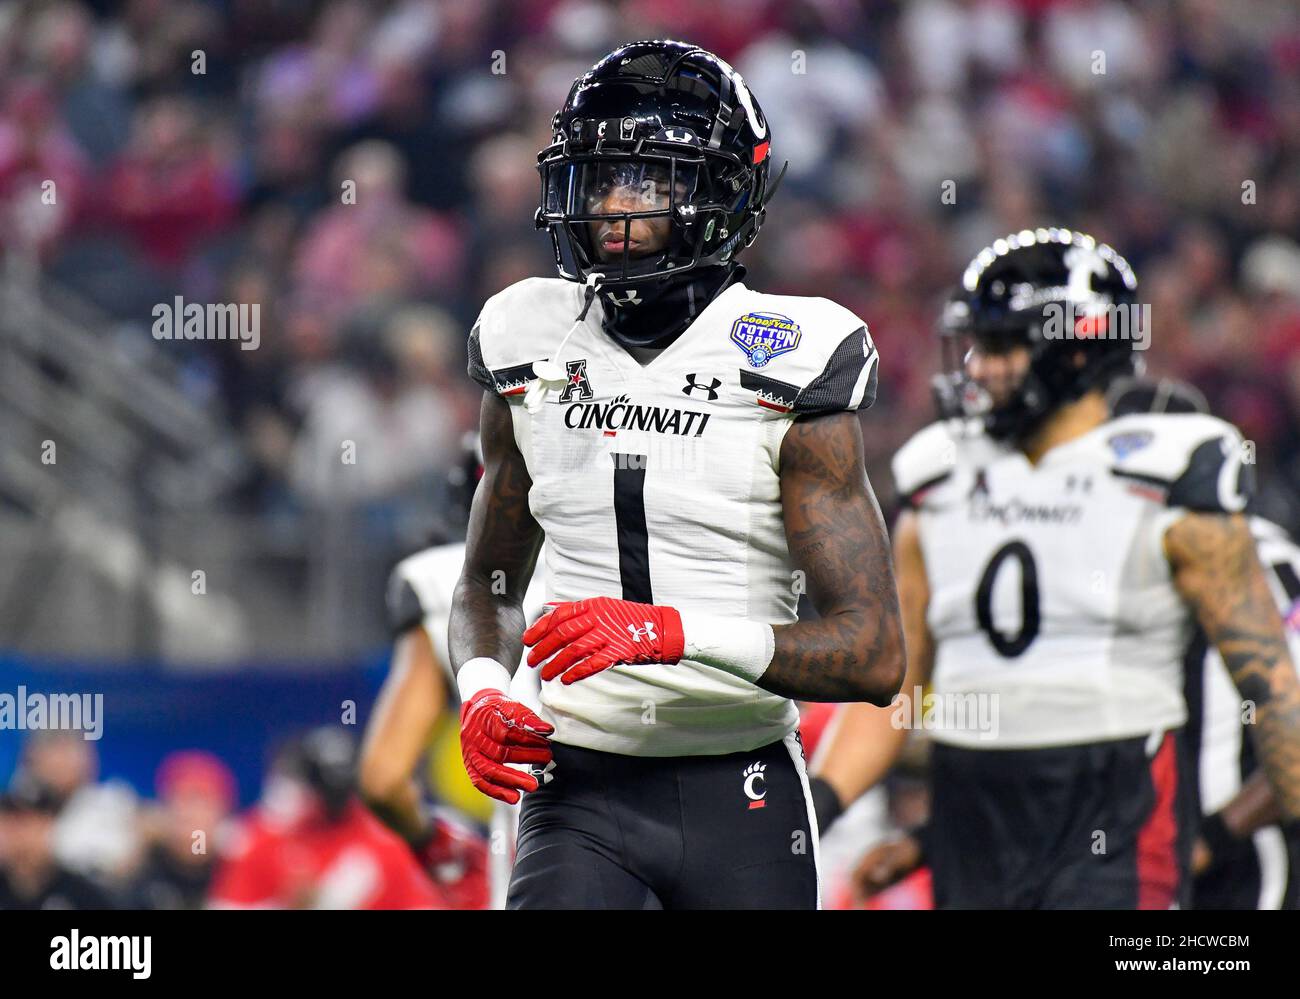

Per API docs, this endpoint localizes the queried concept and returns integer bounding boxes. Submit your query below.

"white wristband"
[457,657,512,703]
[679,613,775,684]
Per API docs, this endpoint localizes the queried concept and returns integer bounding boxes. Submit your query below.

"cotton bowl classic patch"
[730,312,801,367]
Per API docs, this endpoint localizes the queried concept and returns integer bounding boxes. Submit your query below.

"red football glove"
[459,689,553,804]
[522,597,686,684]
[415,817,490,910]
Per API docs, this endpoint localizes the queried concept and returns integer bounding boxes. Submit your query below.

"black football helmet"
[536,39,779,294]
[934,228,1142,442]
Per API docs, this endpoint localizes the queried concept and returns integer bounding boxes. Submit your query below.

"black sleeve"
[1167,436,1255,514]
[385,570,425,638]
[793,327,878,416]
[467,323,494,392]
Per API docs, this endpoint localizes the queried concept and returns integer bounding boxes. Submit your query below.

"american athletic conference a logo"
[558,358,594,402]
[730,312,801,367]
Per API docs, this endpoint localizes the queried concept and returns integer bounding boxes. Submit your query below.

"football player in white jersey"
[814,230,1300,908]
[1103,378,1300,909]
[1184,519,1300,909]
[448,40,905,909]
[359,440,547,907]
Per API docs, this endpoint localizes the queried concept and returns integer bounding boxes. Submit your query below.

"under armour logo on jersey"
[529,760,557,785]
[605,289,641,306]
[682,374,721,400]
[558,359,594,402]
[742,762,767,809]
[627,622,657,643]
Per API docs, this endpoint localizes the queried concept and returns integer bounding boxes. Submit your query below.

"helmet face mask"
[537,40,775,292]
[540,153,710,284]
[934,228,1142,442]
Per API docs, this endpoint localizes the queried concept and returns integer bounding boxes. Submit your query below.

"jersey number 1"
[974,540,1041,657]
[612,453,653,603]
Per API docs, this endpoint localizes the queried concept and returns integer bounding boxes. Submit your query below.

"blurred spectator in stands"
[17,731,141,890]
[97,95,239,271]
[0,78,88,261]
[739,2,884,196]
[292,139,464,322]
[209,727,441,909]
[286,303,471,509]
[0,774,114,909]
[130,750,237,909]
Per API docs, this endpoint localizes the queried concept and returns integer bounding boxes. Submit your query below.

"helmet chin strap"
[985,343,1137,443]
[527,273,603,412]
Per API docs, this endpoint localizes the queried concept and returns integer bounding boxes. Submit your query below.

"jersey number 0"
[974,540,1041,657]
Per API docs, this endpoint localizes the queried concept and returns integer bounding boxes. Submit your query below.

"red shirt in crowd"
[209,797,442,910]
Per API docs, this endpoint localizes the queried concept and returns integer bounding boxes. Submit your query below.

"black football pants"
[507,734,820,909]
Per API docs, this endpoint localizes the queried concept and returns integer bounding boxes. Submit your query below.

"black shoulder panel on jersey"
[1166,436,1255,513]
[739,370,800,412]
[793,327,878,415]
[899,471,954,510]
[386,572,424,638]
[468,323,538,396]
[467,324,493,392]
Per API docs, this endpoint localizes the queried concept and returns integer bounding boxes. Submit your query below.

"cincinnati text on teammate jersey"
[564,394,712,437]
[968,496,1084,525]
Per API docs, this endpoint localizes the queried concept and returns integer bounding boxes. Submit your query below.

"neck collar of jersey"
[597,265,743,351]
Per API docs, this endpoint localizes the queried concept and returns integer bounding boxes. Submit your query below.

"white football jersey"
[469,276,879,755]
[387,541,548,708]
[892,410,1252,749]
[1190,517,1300,908]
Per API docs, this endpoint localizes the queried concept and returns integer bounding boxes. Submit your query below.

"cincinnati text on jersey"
[563,393,713,437]
[968,496,1084,526]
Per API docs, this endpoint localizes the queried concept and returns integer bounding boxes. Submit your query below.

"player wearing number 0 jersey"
[813,230,1300,909]
[449,40,904,910]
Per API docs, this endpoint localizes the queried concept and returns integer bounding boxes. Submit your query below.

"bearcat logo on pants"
[742,762,767,809]
[564,394,712,437]
[730,311,801,367]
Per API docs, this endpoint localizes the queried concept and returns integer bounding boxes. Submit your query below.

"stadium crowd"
[1,0,1297,533]
[0,727,465,910]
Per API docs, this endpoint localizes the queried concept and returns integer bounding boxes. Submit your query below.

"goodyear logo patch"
[730,312,801,367]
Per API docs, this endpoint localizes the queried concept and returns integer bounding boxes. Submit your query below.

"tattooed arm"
[761,411,906,705]
[448,391,544,679]
[814,509,933,804]
[1167,512,1300,821]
